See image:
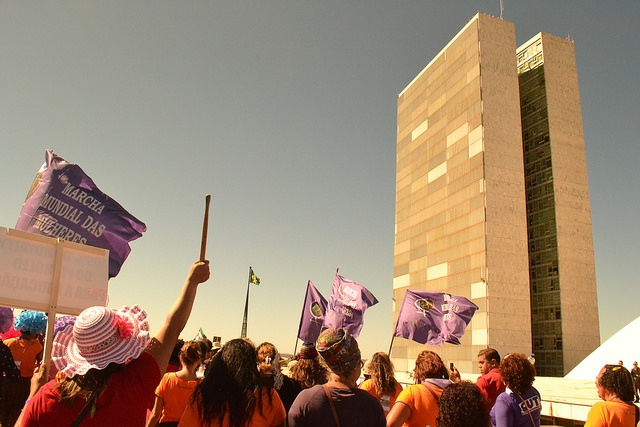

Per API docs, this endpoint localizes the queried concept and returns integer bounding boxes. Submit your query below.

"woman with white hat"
[18,260,210,427]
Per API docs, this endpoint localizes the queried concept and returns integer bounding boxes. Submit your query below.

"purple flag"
[16,150,146,278]
[393,290,478,346]
[297,281,328,343]
[323,273,378,338]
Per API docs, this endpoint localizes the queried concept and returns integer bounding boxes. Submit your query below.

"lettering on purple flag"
[297,281,328,343]
[16,150,146,278]
[323,273,378,339]
[393,290,478,346]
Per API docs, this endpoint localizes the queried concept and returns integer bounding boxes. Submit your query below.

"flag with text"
[15,150,146,278]
[323,273,378,339]
[393,290,478,346]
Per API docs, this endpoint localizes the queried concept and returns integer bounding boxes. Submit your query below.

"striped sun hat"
[52,305,150,377]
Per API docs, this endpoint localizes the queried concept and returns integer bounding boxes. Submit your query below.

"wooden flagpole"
[199,195,211,261]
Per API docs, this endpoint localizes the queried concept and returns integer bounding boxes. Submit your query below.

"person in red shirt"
[475,348,505,411]
[17,260,210,427]
[450,347,505,412]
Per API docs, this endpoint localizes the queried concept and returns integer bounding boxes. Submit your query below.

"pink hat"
[52,305,150,377]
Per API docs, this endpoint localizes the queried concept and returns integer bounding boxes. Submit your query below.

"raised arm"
[145,260,210,373]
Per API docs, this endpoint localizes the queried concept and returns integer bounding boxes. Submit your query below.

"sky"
[1,1,638,360]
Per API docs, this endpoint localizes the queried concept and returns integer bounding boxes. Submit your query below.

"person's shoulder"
[359,378,374,390]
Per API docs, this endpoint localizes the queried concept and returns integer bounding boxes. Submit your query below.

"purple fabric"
[53,316,76,338]
[15,150,146,278]
[393,290,478,346]
[322,273,378,339]
[297,281,328,343]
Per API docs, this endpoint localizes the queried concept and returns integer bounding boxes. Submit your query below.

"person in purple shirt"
[490,353,541,427]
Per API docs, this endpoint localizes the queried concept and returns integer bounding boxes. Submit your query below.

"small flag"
[297,281,328,343]
[195,327,207,341]
[322,273,378,339]
[15,150,146,278]
[393,290,478,346]
[249,267,260,285]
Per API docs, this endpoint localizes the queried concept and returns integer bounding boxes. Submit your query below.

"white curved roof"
[565,316,640,380]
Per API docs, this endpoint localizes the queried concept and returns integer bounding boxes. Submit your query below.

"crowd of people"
[0,259,638,426]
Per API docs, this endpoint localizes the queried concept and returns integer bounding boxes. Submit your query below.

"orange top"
[394,383,444,427]
[155,372,199,423]
[178,388,286,427]
[4,337,42,377]
[585,400,638,427]
[359,379,403,414]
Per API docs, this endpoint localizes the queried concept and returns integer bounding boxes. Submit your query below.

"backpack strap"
[421,382,440,403]
[323,384,341,427]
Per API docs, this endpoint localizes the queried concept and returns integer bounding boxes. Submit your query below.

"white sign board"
[0,227,108,315]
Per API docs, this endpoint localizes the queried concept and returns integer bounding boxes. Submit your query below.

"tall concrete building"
[393,13,599,376]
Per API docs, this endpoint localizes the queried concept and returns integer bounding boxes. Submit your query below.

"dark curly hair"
[368,352,400,396]
[436,381,489,427]
[413,350,449,383]
[191,338,268,426]
[598,364,635,402]
[288,358,328,389]
[499,353,536,394]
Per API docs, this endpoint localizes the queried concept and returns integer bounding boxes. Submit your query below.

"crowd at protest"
[0,259,639,426]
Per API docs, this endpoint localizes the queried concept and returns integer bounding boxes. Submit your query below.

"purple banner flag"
[297,281,328,343]
[393,290,478,346]
[16,150,146,278]
[323,273,378,339]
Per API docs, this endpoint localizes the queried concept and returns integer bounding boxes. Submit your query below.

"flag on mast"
[323,272,378,339]
[249,267,260,285]
[15,150,146,278]
[393,290,478,346]
[297,281,328,343]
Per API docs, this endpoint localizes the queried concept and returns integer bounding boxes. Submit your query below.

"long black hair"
[191,339,265,426]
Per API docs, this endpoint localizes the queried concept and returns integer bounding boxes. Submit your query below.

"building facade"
[393,13,599,376]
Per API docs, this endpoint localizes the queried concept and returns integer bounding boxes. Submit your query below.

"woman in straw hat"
[178,338,286,426]
[18,260,210,427]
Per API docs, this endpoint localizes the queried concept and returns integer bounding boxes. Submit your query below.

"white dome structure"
[565,316,640,380]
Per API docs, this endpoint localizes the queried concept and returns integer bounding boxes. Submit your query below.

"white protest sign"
[0,227,108,314]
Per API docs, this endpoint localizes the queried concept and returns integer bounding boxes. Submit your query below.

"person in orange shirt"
[1,310,46,427]
[179,339,285,427]
[147,341,201,427]
[359,352,403,415]
[386,350,453,427]
[585,364,639,427]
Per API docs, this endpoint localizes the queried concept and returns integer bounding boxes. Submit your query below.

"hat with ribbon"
[300,342,319,360]
[52,305,150,377]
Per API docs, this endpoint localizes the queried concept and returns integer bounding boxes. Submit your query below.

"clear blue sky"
[1,1,638,359]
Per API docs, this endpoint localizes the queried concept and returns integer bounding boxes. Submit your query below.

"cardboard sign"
[0,227,108,315]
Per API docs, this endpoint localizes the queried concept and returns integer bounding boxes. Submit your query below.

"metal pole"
[240,267,251,338]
